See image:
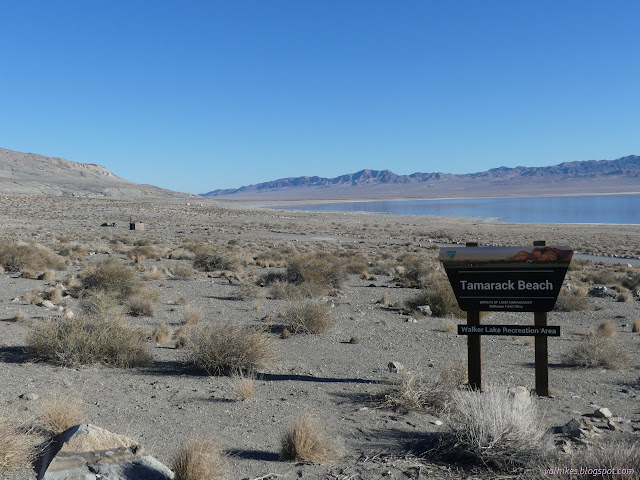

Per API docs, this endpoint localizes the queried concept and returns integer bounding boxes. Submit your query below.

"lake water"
[283,195,640,224]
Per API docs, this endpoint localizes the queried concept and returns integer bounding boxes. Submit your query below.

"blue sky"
[2,1,639,194]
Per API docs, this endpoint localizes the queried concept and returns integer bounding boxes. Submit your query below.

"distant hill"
[0,148,183,197]
[202,156,640,200]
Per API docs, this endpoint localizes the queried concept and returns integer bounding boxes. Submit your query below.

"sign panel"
[457,324,560,336]
[440,246,573,312]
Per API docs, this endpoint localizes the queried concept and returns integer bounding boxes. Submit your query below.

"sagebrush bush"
[280,412,341,464]
[397,253,432,288]
[566,335,630,370]
[0,240,66,273]
[152,324,172,343]
[79,291,123,317]
[0,415,38,473]
[285,301,333,334]
[193,251,235,272]
[182,308,203,325]
[28,314,152,368]
[172,437,227,480]
[185,323,275,375]
[451,383,547,471]
[125,294,155,317]
[285,252,347,290]
[554,289,594,311]
[78,260,141,301]
[406,281,464,318]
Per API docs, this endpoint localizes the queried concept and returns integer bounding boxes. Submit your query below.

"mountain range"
[202,155,640,200]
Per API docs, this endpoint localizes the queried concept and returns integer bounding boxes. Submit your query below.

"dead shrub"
[566,335,630,370]
[41,270,55,281]
[127,245,162,262]
[171,266,197,278]
[0,240,66,273]
[554,289,595,311]
[397,253,432,288]
[280,412,341,464]
[143,265,165,281]
[182,308,203,325]
[235,279,263,300]
[269,280,322,300]
[152,324,172,343]
[450,383,547,471]
[185,323,276,375]
[285,301,333,334]
[28,314,152,368]
[172,437,227,480]
[37,393,87,435]
[592,320,616,338]
[79,291,123,317]
[0,415,38,473]
[616,287,632,303]
[56,244,87,262]
[45,287,63,301]
[12,310,26,322]
[632,319,640,333]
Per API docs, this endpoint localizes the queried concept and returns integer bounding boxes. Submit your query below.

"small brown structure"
[129,218,144,231]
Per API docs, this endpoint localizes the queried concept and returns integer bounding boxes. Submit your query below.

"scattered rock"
[388,361,404,373]
[35,424,174,480]
[594,407,613,418]
[39,300,55,309]
[416,305,432,316]
[20,393,40,401]
[430,419,443,426]
[349,336,359,344]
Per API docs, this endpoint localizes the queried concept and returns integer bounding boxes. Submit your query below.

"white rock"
[594,407,613,418]
[388,361,404,373]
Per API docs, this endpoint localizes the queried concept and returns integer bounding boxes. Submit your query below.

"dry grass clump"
[152,324,172,343]
[37,393,87,435]
[280,412,341,464]
[79,291,123,317]
[231,373,256,401]
[566,335,630,370]
[185,322,276,375]
[11,310,26,322]
[0,415,38,473]
[172,437,227,480]
[28,313,152,368]
[616,287,632,302]
[397,253,432,288]
[591,320,616,337]
[143,265,165,281]
[182,308,203,325]
[235,279,263,300]
[405,281,464,318]
[0,240,66,273]
[450,383,547,471]
[125,294,155,317]
[126,245,162,262]
[285,301,333,334]
[193,250,235,272]
[41,270,55,281]
[269,280,321,300]
[78,259,141,301]
[171,266,197,278]
[632,319,640,333]
[543,437,640,479]
[56,243,87,262]
[582,269,619,286]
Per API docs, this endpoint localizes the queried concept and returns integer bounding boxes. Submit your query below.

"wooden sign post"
[440,242,573,395]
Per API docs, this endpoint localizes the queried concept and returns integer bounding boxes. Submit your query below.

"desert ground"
[0,194,639,480]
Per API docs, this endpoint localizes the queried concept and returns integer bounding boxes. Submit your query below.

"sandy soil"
[0,195,639,480]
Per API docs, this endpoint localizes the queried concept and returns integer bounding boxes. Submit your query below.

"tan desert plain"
[0,148,639,480]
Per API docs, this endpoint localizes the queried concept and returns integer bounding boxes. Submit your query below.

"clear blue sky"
[2,1,639,194]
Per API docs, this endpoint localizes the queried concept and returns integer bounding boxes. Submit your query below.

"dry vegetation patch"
[28,314,152,368]
[172,437,227,480]
[280,412,341,464]
[0,415,38,473]
[37,393,87,435]
[0,240,66,273]
[285,301,333,334]
[185,323,275,375]
[566,335,631,370]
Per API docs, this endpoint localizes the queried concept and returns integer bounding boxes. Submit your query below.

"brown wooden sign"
[439,246,573,312]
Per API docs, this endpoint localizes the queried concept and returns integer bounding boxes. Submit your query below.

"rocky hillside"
[202,156,640,200]
[0,147,183,197]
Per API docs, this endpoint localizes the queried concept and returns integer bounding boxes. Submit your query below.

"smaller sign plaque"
[457,324,560,336]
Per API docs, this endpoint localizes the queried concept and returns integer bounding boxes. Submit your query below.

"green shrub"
[185,323,275,375]
[28,314,151,368]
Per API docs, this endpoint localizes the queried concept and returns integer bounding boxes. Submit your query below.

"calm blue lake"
[283,195,640,224]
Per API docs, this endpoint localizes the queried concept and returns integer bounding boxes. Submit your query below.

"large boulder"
[35,424,174,480]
